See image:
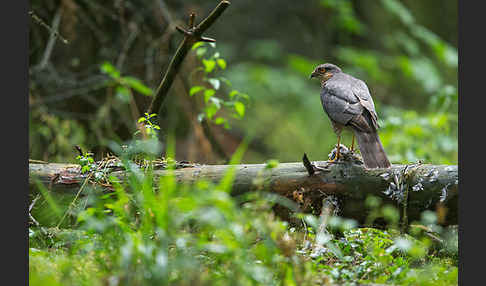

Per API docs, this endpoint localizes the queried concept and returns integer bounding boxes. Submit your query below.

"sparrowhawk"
[310,63,391,168]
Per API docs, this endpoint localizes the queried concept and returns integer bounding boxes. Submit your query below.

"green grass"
[29,142,458,286]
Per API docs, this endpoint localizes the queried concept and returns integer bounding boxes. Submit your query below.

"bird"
[310,63,391,168]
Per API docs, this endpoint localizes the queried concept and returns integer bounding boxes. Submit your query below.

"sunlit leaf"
[265,159,279,169]
[100,61,120,79]
[204,89,215,103]
[192,42,205,50]
[214,117,226,125]
[229,90,238,99]
[189,86,205,96]
[122,76,153,96]
[234,101,245,117]
[217,58,227,70]
[202,59,216,73]
[205,104,219,119]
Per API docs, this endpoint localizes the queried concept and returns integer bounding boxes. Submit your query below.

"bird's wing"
[351,79,379,129]
[320,78,363,126]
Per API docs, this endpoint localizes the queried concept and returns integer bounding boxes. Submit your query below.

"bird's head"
[310,63,342,81]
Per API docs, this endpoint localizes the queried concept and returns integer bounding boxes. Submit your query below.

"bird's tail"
[355,131,391,168]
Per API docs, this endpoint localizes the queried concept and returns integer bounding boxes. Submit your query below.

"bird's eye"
[319,67,325,72]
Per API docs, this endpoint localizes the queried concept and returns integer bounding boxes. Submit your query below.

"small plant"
[135,112,161,140]
[189,42,250,129]
[75,150,95,174]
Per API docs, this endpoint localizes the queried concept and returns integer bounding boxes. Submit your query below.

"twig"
[74,145,84,156]
[116,22,140,71]
[302,153,330,176]
[311,196,338,257]
[316,196,337,241]
[302,153,315,176]
[29,10,69,45]
[156,0,174,26]
[147,1,231,116]
[37,7,64,70]
[29,195,41,226]
[56,170,93,228]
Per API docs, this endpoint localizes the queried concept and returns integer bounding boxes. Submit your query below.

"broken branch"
[147,1,231,116]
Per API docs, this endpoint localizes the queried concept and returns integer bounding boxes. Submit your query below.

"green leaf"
[265,159,279,169]
[229,90,239,99]
[122,76,153,96]
[234,101,245,117]
[238,92,250,102]
[189,86,205,96]
[82,165,91,173]
[205,104,219,119]
[217,58,227,69]
[100,62,120,79]
[192,42,205,50]
[137,117,146,123]
[204,89,215,103]
[214,117,226,125]
[213,52,220,59]
[202,59,216,73]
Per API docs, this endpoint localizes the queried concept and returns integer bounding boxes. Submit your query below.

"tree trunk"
[29,160,458,225]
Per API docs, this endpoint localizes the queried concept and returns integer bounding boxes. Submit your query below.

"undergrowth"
[29,139,458,286]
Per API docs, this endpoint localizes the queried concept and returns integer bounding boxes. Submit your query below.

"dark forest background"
[29,0,458,165]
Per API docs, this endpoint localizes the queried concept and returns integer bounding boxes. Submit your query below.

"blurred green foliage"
[190,42,250,128]
[216,0,458,164]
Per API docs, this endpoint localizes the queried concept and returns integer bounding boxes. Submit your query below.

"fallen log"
[29,155,458,225]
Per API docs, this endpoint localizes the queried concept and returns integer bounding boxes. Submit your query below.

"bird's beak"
[309,72,317,79]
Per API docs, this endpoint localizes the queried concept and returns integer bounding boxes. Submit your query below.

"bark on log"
[29,159,458,225]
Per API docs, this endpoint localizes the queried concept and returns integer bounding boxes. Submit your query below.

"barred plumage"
[310,63,391,168]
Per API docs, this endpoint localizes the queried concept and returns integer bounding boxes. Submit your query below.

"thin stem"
[147,1,231,116]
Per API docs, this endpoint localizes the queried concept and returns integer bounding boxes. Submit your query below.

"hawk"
[310,63,391,168]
